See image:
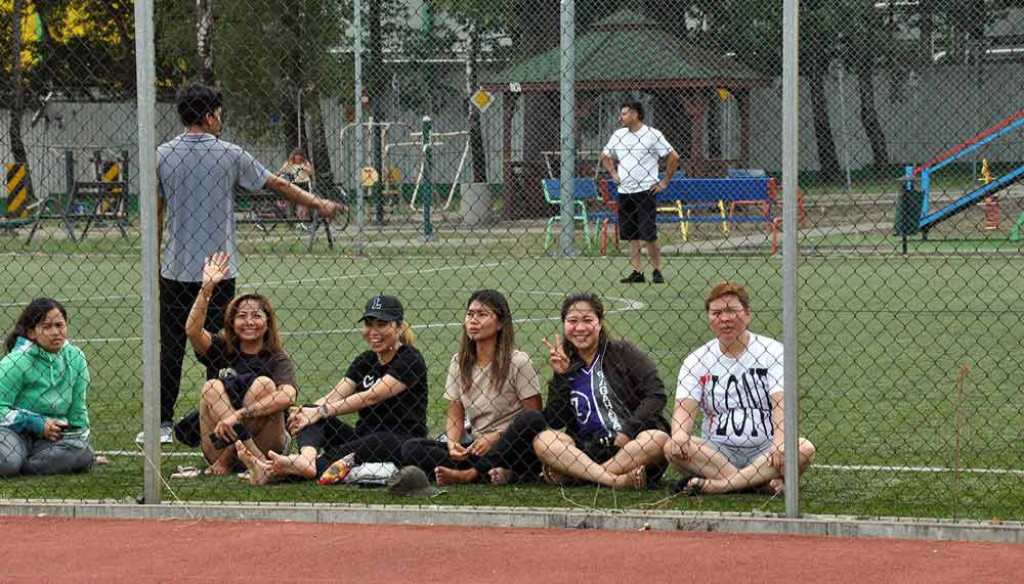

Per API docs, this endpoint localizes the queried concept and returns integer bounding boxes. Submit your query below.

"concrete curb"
[1,500,1020,543]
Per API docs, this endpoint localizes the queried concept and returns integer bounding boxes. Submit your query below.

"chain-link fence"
[0,0,1021,521]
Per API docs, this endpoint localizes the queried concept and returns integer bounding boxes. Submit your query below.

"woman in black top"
[247,294,428,485]
[188,253,298,477]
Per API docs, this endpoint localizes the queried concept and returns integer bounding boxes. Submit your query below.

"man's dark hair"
[177,82,223,127]
[621,100,644,121]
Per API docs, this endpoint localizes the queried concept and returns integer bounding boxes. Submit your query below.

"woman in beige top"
[278,148,314,221]
[401,289,543,485]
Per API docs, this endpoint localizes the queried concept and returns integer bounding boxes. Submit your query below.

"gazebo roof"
[485,9,768,91]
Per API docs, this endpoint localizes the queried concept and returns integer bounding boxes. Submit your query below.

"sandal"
[680,477,706,497]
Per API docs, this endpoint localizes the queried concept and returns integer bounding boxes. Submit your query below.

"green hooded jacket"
[0,337,90,436]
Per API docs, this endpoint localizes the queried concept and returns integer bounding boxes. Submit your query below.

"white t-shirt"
[676,332,783,448]
[602,125,674,194]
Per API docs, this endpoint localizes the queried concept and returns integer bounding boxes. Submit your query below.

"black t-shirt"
[344,344,428,438]
[196,336,297,388]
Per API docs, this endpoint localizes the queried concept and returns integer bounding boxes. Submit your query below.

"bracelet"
[319,403,330,418]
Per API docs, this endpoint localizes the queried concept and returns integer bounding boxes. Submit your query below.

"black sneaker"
[652,270,665,284]
[620,270,645,284]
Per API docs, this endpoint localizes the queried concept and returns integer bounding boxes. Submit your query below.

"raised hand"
[542,334,570,375]
[202,252,230,288]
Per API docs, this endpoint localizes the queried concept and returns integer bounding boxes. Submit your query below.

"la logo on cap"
[371,297,383,310]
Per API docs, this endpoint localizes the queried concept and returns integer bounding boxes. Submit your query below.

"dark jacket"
[543,338,669,439]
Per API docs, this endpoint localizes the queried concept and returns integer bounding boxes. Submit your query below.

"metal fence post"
[781,0,801,518]
[558,0,576,256]
[422,116,433,240]
[133,0,161,504]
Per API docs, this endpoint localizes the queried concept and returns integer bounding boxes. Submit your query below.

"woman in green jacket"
[0,298,93,477]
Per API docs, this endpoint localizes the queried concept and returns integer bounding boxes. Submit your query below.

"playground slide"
[918,163,1024,231]
[908,106,1024,233]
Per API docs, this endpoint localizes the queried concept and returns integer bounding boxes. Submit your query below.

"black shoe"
[620,270,645,283]
[652,270,665,284]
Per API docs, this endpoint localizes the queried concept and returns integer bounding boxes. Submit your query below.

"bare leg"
[242,377,288,456]
[646,240,661,271]
[435,466,478,486]
[664,435,738,481]
[533,430,641,490]
[269,446,318,480]
[628,241,643,271]
[602,430,668,475]
[199,379,238,474]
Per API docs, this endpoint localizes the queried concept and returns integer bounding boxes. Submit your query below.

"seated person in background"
[402,289,543,486]
[665,281,815,495]
[533,292,669,490]
[187,253,297,476]
[0,298,94,478]
[238,295,428,485]
[278,148,314,222]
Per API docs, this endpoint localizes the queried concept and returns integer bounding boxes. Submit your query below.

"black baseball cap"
[359,295,404,323]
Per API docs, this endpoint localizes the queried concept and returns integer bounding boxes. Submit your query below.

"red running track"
[1,517,1021,583]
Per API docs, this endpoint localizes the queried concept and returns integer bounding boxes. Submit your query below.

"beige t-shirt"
[443,350,541,435]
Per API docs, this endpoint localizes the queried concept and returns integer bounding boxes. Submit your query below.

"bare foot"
[540,465,572,486]
[612,466,647,491]
[488,467,513,485]
[235,441,275,486]
[435,466,477,486]
[268,451,317,479]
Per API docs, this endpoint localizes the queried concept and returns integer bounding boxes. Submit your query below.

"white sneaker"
[135,423,173,445]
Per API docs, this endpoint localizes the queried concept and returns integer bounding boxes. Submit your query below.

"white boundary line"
[816,464,1024,476]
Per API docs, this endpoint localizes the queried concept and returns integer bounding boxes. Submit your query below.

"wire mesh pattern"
[0,0,1021,520]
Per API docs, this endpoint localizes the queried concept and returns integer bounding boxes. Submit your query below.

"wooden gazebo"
[483,10,771,218]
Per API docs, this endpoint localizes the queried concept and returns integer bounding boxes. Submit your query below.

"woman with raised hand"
[401,289,544,485]
[239,295,428,485]
[0,298,94,477]
[533,292,670,490]
[187,253,298,477]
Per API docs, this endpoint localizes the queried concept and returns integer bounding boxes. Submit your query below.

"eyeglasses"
[465,310,496,321]
[709,307,745,320]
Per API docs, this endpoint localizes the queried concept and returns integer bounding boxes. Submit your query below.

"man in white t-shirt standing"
[600,101,679,284]
[664,282,815,494]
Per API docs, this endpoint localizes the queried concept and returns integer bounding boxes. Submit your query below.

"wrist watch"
[319,403,330,418]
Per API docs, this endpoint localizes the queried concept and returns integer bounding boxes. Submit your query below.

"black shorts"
[618,189,658,241]
[220,372,258,410]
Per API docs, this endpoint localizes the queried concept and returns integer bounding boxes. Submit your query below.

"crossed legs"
[533,429,668,490]
[664,435,816,494]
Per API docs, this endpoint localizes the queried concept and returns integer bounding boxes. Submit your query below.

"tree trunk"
[808,68,841,183]
[305,94,339,199]
[856,63,889,169]
[919,0,933,65]
[465,26,487,183]
[196,0,215,85]
[512,0,559,219]
[9,0,34,200]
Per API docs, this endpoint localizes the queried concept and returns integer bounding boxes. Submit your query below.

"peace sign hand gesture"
[542,334,570,375]
[202,252,230,289]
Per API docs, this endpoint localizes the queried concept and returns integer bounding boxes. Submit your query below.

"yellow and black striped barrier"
[5,163,30,218]
[100,160,122,213]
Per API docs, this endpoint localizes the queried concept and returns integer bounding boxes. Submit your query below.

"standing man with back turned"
[136,82,338,444]
[600,100,679,284]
